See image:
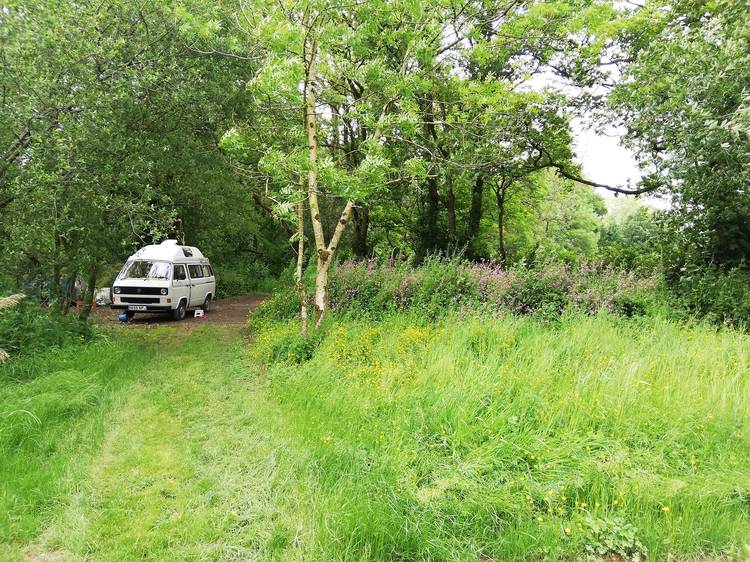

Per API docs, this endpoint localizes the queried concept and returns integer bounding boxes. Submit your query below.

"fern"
[0,293,25,362]
[0,293,25,311]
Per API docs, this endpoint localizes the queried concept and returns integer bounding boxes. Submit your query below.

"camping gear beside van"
[110,240,216,320]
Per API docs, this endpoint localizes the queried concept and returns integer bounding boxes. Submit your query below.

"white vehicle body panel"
[110,240,216,316]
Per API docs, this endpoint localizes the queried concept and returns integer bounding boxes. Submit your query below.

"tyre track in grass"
[23,325,315,562]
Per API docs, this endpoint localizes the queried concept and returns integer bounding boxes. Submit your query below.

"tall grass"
[251,311,750,560]
[0,335,153,547]
[0,300,92,362]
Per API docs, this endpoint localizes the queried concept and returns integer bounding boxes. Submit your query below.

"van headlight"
[114,287,121,294]
[160,288,168,295]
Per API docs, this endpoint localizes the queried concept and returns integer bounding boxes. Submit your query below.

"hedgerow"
[327,257,663,321]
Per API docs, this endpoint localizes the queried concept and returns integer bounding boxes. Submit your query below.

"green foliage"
[0,0,289,302]
[327,257,661,322]
[674,266,750,329]
[213,261,279,299]
[248,284,301,329]
[527,173,607,264]
[580,515,647,560]
[606,0,750,268]
[0,302,92,360]
[599,207,663,272]
[250,312,750,560]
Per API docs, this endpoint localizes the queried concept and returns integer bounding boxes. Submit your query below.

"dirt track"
[92,294,267,327]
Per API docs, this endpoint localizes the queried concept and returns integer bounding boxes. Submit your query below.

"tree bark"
[294,199,308,337]
[496,186,507,265]
[446,186,456,242]
[79,264,98,321]
[425,175,440,250]
[303,17,354,328]
[51,260,62,310]
[351,205,369,260]
[467,174,484,248]
[60,270,78,315]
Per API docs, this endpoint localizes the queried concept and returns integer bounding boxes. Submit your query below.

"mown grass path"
[13,326,309,562]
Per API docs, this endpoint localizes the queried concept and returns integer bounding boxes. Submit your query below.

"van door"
[172,264,190,308]
[187,264,207,306]
[204,263,216,299]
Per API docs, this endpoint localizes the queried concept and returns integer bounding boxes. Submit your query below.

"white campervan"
[111,240,216,320]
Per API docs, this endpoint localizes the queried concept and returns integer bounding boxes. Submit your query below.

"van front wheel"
[172,300,186,321]
[203,295,211,312]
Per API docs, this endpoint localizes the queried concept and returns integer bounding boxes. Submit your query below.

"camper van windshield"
[118,260,171,280]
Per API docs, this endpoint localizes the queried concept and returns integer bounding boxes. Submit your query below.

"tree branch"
[551,164,659,195]
[327,199,354,253]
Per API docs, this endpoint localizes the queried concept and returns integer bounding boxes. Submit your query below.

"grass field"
[1,313,749,560]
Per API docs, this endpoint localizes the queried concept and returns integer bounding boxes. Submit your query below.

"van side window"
[174,264,187,281]
[205,265,214,277]
[188,265,204,279]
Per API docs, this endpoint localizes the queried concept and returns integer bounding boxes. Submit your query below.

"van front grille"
[116,286,163,295]
[120,297,160,304]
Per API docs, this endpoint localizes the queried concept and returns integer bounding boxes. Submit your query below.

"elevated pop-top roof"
[127,240,205,262]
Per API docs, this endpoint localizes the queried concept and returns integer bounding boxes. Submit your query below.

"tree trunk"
[295,199,309,337]
[425,175,440,250]
[351,205,369,260]
[446,186,456,242]
[496,186,507,265]
[303,20,354,328]
[51,260,62,310]
[467,175,484,247]
[79,264,98,321]
[313,263,329,324]
[304,23,327,326]
[60,270,77,315]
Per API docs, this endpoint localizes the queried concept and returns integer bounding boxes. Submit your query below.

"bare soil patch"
[91,293,267,328]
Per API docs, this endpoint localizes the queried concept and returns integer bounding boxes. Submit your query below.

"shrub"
[248,285,300,330]
[250,319,328,365]
[0,300,92,359]
[215,261,279,298]
[328,257,661,321]
[674,266,750,328]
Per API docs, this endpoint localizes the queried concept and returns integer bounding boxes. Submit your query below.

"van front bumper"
[110,304,173,313]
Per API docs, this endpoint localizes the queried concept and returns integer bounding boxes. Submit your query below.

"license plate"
[128,305,147,311]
